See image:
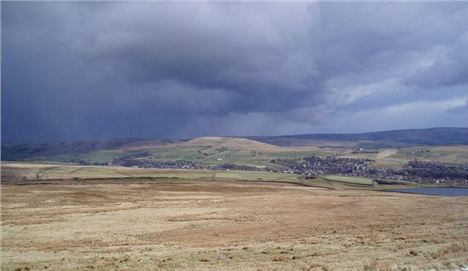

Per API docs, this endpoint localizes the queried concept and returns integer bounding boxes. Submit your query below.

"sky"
[2,2,468,143]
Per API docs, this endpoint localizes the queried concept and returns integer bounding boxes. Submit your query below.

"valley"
[3,128,468,187]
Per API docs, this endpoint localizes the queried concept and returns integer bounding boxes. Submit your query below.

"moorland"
[1,128,468,270]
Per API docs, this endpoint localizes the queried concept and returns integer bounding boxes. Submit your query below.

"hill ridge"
[2,127,468,160]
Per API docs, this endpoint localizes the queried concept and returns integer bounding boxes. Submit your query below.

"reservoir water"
[389,187,468,196]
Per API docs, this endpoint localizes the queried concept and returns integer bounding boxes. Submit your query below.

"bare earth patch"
[1,180,467,270]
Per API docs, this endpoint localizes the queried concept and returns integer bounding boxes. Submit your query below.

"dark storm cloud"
[74,2,322,112]
[2,2,468,143]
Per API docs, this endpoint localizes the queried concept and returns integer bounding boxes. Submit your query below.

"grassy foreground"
[2,174,467,270]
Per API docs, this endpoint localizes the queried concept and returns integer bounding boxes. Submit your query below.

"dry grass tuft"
[307,263,330,271]
[431,243,468,259]
[363,259,393,271]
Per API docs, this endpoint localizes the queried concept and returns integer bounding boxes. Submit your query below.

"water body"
[389,187,468,196]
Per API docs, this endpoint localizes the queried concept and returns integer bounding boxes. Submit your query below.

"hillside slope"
[180,136,283,151]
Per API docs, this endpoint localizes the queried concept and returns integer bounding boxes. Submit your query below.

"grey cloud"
[75,3,322,111]
[448,100,468,113]
[2,2,468,143]
[403,32,468,88]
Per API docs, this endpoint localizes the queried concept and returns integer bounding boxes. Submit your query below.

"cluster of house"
[403,160,468,184]
[276,155,468,185]
[111,156,197,169]
[110,154,265,172]
[273,156,371,176]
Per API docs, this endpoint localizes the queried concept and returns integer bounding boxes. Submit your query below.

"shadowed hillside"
[1,138,182,161]
[251,127,468,147]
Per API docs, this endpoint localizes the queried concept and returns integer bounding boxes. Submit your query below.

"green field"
[320,175,375,186]
[1,162,302,184]
[388,146,468,164]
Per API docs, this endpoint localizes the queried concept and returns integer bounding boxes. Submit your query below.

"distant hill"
[2,127,468,161]
[251,127,468,148]
[181,136,282,151]
[1,138,182,161]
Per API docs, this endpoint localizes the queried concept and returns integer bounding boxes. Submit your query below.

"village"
[73,153,468,186]
[279,155,468,185]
